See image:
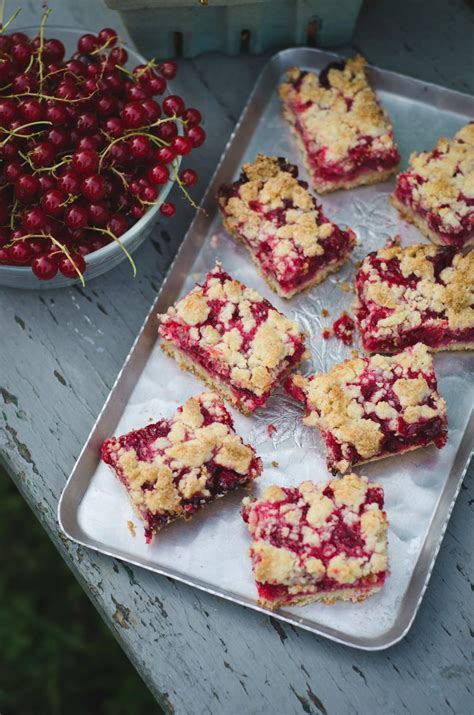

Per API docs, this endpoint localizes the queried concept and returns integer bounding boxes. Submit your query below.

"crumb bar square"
[158,263,307,414]
[391,123,474,249]
[242,473,389,609]
[278,56,400,194]
[354,243,474,353]
[217,154,356,298]
[285,343,448,473]
[101,392,262,541]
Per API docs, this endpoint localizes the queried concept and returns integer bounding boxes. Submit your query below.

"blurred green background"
[0,466,161,715]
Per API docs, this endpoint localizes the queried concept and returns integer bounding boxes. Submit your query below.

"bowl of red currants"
[0,19,205,288]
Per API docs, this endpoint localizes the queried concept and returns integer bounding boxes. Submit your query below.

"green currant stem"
[88,226,137,277]
[0,120,52,146]
[0,6,21,33]
[9,233,86,287]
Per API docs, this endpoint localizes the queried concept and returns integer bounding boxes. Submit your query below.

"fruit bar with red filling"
[391,124,474,249]
[285,343,447,474]
[158,263,307,414]
[217,154,356,298]
[278,56,400,194]
[242,473,389,609]
[101,392,262,542]
[354,243,474,353]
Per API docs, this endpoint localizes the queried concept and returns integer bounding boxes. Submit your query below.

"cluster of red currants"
[0,19,205,281]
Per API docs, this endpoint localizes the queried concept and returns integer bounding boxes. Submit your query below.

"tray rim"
[58,47,474,651]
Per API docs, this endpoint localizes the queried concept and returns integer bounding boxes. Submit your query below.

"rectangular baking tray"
[58,48,474,650]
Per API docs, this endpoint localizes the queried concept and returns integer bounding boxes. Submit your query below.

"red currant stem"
[9,233,86,287]
[10,198,18,230]
[98,121,180,169]
[0,6,21,33]
[173,171,199,209]
[0,121,52,146]
[88,226,137,277]
[110,166,129,189]
[59,193,79,208]
[90,35,120,55]
[37,8,52,92]
[18,149,71,174]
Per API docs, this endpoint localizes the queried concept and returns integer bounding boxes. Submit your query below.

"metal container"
[105,0,364,58]
[58,48,474,650]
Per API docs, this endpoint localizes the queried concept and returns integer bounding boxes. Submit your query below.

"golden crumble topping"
[287,344,447,472]
[279,56,397,163]
[396,124,474,234]
[159,264,305,398]
[356,244,474,341]
[242,474,389,595]
[219,154,338,263]
[102,393,261,535]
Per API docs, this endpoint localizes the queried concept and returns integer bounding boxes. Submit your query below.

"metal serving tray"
[59,48,474,650]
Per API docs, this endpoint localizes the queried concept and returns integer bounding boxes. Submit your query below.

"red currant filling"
[395,173,474,247]
[242,484,388,605]
[102,402,261,542]
[160,267,306,411]
[355,249,474,352]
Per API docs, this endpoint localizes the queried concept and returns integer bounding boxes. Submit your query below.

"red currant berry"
[126,84,149,102]
[59,253,86,278]
[160,201,176,217]
[103,117,124,138]
[76,112,98,135]
[57,170,81,195]
[155,146,176,164]
[159,60,178,80]
[146,75,166,95]
[55,81,78,100]
[65,204,89,230]
[110,47,128,65]
[12,72,38,93]
[156,121,178,141]
[41,189,67,216]
[108,213,128,236]
[96,93,118,117]
[163,95,185,117]
[29,141,56,168]
[10,240,33,264]
[141,99,161,123]
[11,41,32,68]
[179,168,197,187]
[78,34,99,54]
[0,98,18,125]
[88,202,110,226]
[18,99,44,122]
[183,107,202,127]
[172,135,192,156]
[72,148,99,175]
[148,164,169,185]
[47,127,69,150]
[185,125,206,148]
[98,28,118,48]
[5,162,24,182]
[38,175,57,193]
[22,207,47,233]
[10,32,28,43]
[15,175,40,203]
[43,38,66,62]
[121,101,146,128]
[129,135,152,159]
[32,254,59,280]
[109,141,130,164]
[130,201,145,219]
[0,247,10,264]
[81,174,106,201]
[46,102,69,125]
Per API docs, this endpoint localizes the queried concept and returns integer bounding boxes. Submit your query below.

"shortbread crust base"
[259,585,382,610]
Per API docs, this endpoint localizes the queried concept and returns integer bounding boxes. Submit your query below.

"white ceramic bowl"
[0,26,179,289]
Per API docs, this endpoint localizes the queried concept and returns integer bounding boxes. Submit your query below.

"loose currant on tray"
[0,7,205,283]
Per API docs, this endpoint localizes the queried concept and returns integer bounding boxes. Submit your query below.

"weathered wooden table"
[1,1,472,713]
